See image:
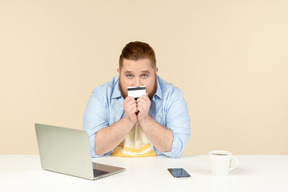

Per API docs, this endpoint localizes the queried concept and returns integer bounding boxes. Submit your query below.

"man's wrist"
[138,115,153,127]
[122,116,136,129]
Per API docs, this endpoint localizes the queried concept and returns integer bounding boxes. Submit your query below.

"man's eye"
[127,74,133,78]
[142,74,148,78]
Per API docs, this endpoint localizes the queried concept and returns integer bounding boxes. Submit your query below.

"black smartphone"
[168,168,191,178]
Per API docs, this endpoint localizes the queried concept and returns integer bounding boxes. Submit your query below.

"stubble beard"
[119,76,157,100]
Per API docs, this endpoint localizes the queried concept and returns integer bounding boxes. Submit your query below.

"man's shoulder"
[92,76,119,96]
[157,76,183,98]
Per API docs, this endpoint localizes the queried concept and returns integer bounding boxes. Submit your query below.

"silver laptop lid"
[35,123,125,180]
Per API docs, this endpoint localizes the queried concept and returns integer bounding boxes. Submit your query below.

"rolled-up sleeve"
[83,87,112,158]
[159,87,191,158]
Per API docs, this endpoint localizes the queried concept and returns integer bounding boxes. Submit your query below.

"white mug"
[209,150,239,176]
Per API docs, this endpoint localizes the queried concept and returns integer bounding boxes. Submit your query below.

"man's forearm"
[139,116,173,152]
[95,117,134,155]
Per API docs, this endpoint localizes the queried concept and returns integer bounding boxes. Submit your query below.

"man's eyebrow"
[124,71,134,74]
[141,70,151,73]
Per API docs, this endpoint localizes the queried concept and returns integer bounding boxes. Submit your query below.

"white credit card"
[127,86,146,99]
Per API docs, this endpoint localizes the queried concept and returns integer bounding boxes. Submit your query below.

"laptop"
[35,123,125,180]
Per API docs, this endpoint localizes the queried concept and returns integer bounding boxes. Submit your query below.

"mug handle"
[229,156,239,171]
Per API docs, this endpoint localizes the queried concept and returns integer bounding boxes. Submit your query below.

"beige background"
[1,0,287,155]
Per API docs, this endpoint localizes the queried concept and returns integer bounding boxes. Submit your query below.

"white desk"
[0,155,288,192]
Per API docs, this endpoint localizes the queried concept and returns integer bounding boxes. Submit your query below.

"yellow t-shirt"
[111,122,157,157]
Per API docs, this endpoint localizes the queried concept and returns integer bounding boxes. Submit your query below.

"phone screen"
[168,168,191,178]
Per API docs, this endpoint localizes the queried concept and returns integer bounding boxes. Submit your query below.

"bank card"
[127,86,146,99]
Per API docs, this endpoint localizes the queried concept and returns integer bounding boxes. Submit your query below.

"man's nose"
[133,77,141,87]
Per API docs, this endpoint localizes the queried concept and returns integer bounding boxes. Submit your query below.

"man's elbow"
[94,147,107,156]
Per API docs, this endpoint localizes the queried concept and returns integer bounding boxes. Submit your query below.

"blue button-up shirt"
[83,75,191,158]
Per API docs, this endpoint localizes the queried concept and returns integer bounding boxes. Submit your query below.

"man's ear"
[156,67,158,74]
[117,68,120,74]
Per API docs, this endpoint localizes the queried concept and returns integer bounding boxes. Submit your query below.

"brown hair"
[119,41,156,70]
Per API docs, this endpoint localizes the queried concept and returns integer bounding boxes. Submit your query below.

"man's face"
[118,58,158,99]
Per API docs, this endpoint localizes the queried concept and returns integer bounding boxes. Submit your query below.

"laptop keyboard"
[93,169,109,177]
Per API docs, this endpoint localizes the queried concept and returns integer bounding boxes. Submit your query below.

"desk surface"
[1,155,288,192]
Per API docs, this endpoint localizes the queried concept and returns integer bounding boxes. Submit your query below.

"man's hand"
[136,93,151,122]
[136,93,173,152]
[94,97,137,156]
[123,96,138,124]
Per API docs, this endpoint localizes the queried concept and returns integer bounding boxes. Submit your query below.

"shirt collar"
[153,75,163,100]
[111,76,122,99]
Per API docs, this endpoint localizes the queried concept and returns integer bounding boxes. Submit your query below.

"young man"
[83,41,191,158]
